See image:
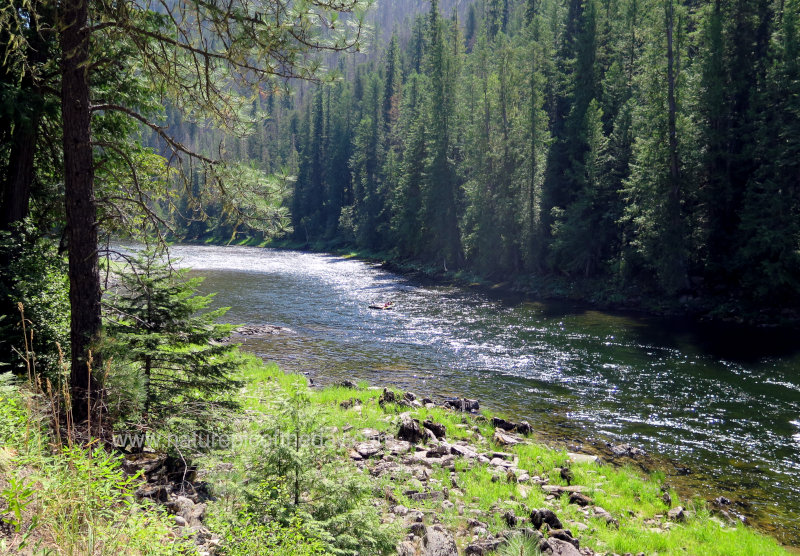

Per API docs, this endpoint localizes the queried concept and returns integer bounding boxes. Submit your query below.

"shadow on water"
[164,244,800,546]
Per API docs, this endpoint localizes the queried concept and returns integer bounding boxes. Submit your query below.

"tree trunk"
[0,117,38,230]
[60,0,102,423]
[665,0,688,291]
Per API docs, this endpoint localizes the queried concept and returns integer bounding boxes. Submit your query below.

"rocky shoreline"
[124,375,767,556]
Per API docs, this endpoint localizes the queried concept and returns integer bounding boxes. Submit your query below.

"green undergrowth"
[200,353,789,556]
[0,375,191,555]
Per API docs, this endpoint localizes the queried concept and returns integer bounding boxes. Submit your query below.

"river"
[167,244,800,545]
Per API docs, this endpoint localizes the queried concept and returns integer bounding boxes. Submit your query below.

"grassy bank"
[0,375,191,555]
[197,354,789,555]
[0,354,791,554]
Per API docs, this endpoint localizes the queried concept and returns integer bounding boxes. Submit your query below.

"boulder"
[568,492,593,507]
[423,419,447,439]
[398,416,425,444]
[397,541,416,556]
[516,421,533,435]
[443,398,480,412]
[338,380,358,389]
[465,538,506,555]
[610,443,646,458]
[531,509,563,531]
[355,440,382,458]
[380,388,397,406]
[567,452,598,465]
[591,506,619,527]
[422,524,458,556]
[450,444,478,459]
[541,537,583,556]
[492,417,516,431]
[548,529,579,549]
[493,429,522,446]
[667,506,686,522]
[386,439,413,455]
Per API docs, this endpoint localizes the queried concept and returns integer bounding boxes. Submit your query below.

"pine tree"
[422,0,462,269]
[104,252,241,426]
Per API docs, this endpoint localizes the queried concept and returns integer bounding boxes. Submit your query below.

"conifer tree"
[104,252,241,425]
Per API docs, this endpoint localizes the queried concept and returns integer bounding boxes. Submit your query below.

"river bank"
[162,354,797,555]
[2,349,794,554]
[162,242,800,546]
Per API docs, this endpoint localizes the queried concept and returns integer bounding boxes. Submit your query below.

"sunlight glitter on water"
[156,244,800,543]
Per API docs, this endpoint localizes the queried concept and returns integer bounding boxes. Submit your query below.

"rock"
[338,380,358,389]
[380,388,397,406]
[427,444,450,457]
[493,428,522,446]
[423,419,447,439]
[422,524,458,556]
[386,439,413,455]
[397,540,416,556]
[531,509,563,531]
[398,415,425,444]
[123,452,167,475]
[173,515,187,527]
[568,492,593,507]
[610,443,646,458]
[450,444,478,459]
[349,449,363,461]
[443,398,480,412]
[541,484,586,496]
[393,505,409,516]
[404,391,417,402]
[662,491,672,507]
[409,522,427,536]
[667,506,686,522]
[421,397,434,405]
[592,506,619,527]
[183,502,206,527]
[355,440,382,458]
[409,490,445,502]
[340,399,355,409]
[503,510,518,527]
[467,518,489,530]
[516,421,533,435]
[548,529,579,549]
[567,452,598,465]
[135,483,170,502]
[465,538,506,555]
[713,496,732,507]
[492,417,517,431]
[489,457,514,468]
[442,500,455,510]
[542,537,583,556]
[361,428,381,439]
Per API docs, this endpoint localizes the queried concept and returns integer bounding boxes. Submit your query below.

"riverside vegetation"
[0,236,793,554]
[1,348,791,555]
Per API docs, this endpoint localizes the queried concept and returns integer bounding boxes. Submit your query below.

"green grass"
[0,376,191,555]
[220,353,790,555]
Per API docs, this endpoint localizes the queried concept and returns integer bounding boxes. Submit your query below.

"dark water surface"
[169,244,800,544]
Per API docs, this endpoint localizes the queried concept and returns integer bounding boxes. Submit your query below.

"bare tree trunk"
[60,0,102,423]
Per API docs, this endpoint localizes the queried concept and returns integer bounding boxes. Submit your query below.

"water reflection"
[167,244,800,544]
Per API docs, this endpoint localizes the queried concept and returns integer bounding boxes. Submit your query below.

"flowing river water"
[167,244,800,546]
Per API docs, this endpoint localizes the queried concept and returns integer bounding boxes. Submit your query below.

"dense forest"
[1,0,800,553]
[168,0,800,314]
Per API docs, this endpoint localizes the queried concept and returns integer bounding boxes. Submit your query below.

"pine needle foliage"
[104,251,241,427]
